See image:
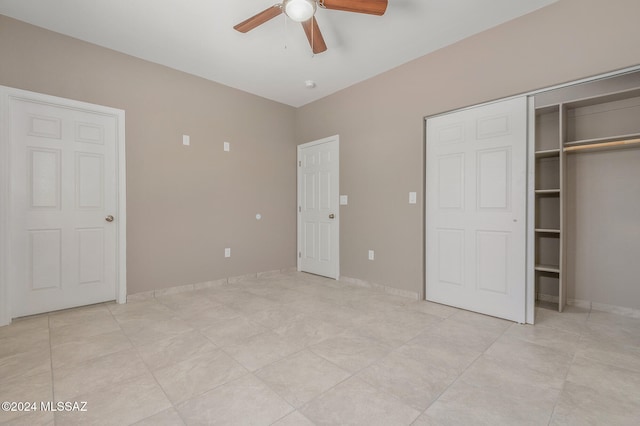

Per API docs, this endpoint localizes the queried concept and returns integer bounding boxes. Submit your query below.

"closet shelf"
[535,264,561,273]
[535,189,560,194]
[535,149,561,158]
[563,86,640,109]
[564,132,640,148]
[535,228,561,234]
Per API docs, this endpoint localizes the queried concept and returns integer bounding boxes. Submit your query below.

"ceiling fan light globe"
[284,0,316,22]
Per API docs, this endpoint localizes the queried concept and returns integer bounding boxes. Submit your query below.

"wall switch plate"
[340,195,348,205]
[224,141,230,152]
[409,192,417,204]
[224,248,231,258]
[182,135,190,146]
[368,250,374,260]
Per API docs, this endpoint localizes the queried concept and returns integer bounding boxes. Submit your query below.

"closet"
[425,70,640,323]
[533,71,640,312]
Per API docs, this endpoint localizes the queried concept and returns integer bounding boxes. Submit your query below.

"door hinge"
[298,252,301,258]
[298,206,301,213]
[298,161,301,167]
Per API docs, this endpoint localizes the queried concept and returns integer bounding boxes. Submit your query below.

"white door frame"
[297,135,340,279]
[526,96,536,324]
[0,86,127,326]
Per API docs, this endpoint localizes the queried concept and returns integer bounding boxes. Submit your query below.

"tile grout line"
[258,292,456,422]
[179,280,433,423]
[546,351,578,426]
[409,319,514,424]
[546,308,590,426]
[410,349,482,425]
[105,301,179,426]
[298,335,425,422]
[215,284,409,421]
[48,313,57,426]
[157,313,262,417]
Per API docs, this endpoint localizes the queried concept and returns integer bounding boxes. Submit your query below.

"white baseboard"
[567,299,592,310]
[591,301,640,319]
[537,293,640,317]
[126,266,295,302]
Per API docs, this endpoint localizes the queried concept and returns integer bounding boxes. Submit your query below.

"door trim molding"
[0,86,127,326]
[296,135,340,279]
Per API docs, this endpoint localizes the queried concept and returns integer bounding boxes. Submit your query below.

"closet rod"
[564,137,640,152]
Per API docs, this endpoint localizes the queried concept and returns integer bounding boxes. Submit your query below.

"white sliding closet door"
[426,97,527,323]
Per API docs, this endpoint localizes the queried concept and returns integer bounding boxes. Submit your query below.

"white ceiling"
[0,0,556,107]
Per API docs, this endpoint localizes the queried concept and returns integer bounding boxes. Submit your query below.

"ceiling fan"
[233,0,388,54]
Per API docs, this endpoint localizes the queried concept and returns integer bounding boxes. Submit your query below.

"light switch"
[182,135,190,146]
[409,192,417,204]
[368,250,374,260]
[224,248,231,258]
[340,195,348,205]
[224,141,230,152]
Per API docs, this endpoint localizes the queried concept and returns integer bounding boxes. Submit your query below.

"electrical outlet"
[224,248,231,258]
[182,135,190,146]
[223,141,230,152]
[368,250,374,260]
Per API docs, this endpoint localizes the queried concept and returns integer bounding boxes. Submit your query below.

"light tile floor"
[1,271,640,425]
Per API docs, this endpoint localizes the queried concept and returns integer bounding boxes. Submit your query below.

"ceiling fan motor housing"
[283,0,317,22]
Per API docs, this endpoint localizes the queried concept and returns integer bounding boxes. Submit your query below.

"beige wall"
[0,16,298,294]
[295,0,640,297]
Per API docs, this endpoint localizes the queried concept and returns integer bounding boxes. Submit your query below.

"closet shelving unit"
[563,87,640,152]
[534,104,564,310]
[534,86,640,312]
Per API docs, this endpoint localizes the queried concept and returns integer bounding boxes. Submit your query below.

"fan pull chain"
[283,12,288,50]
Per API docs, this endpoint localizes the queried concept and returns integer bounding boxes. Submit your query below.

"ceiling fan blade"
[320,0,388,16]
[301,17,328,54]
[234,5,283,33]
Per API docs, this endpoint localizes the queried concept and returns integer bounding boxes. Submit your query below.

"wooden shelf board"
[535,149,561,158]
[535,228,561,234]
[535,264,561,273]
[565,132,640,148]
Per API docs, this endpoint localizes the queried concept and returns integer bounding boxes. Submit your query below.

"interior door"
[297,136,339,279]
[426,97,527,323]
[9,97,119,317]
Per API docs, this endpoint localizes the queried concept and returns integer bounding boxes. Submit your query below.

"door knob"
[329,214,335,219]
[105,215,114,222]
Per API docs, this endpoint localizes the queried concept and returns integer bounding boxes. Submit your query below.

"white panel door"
[426,97,527,322]
[9,98,118,317]
[297,136,339,279]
